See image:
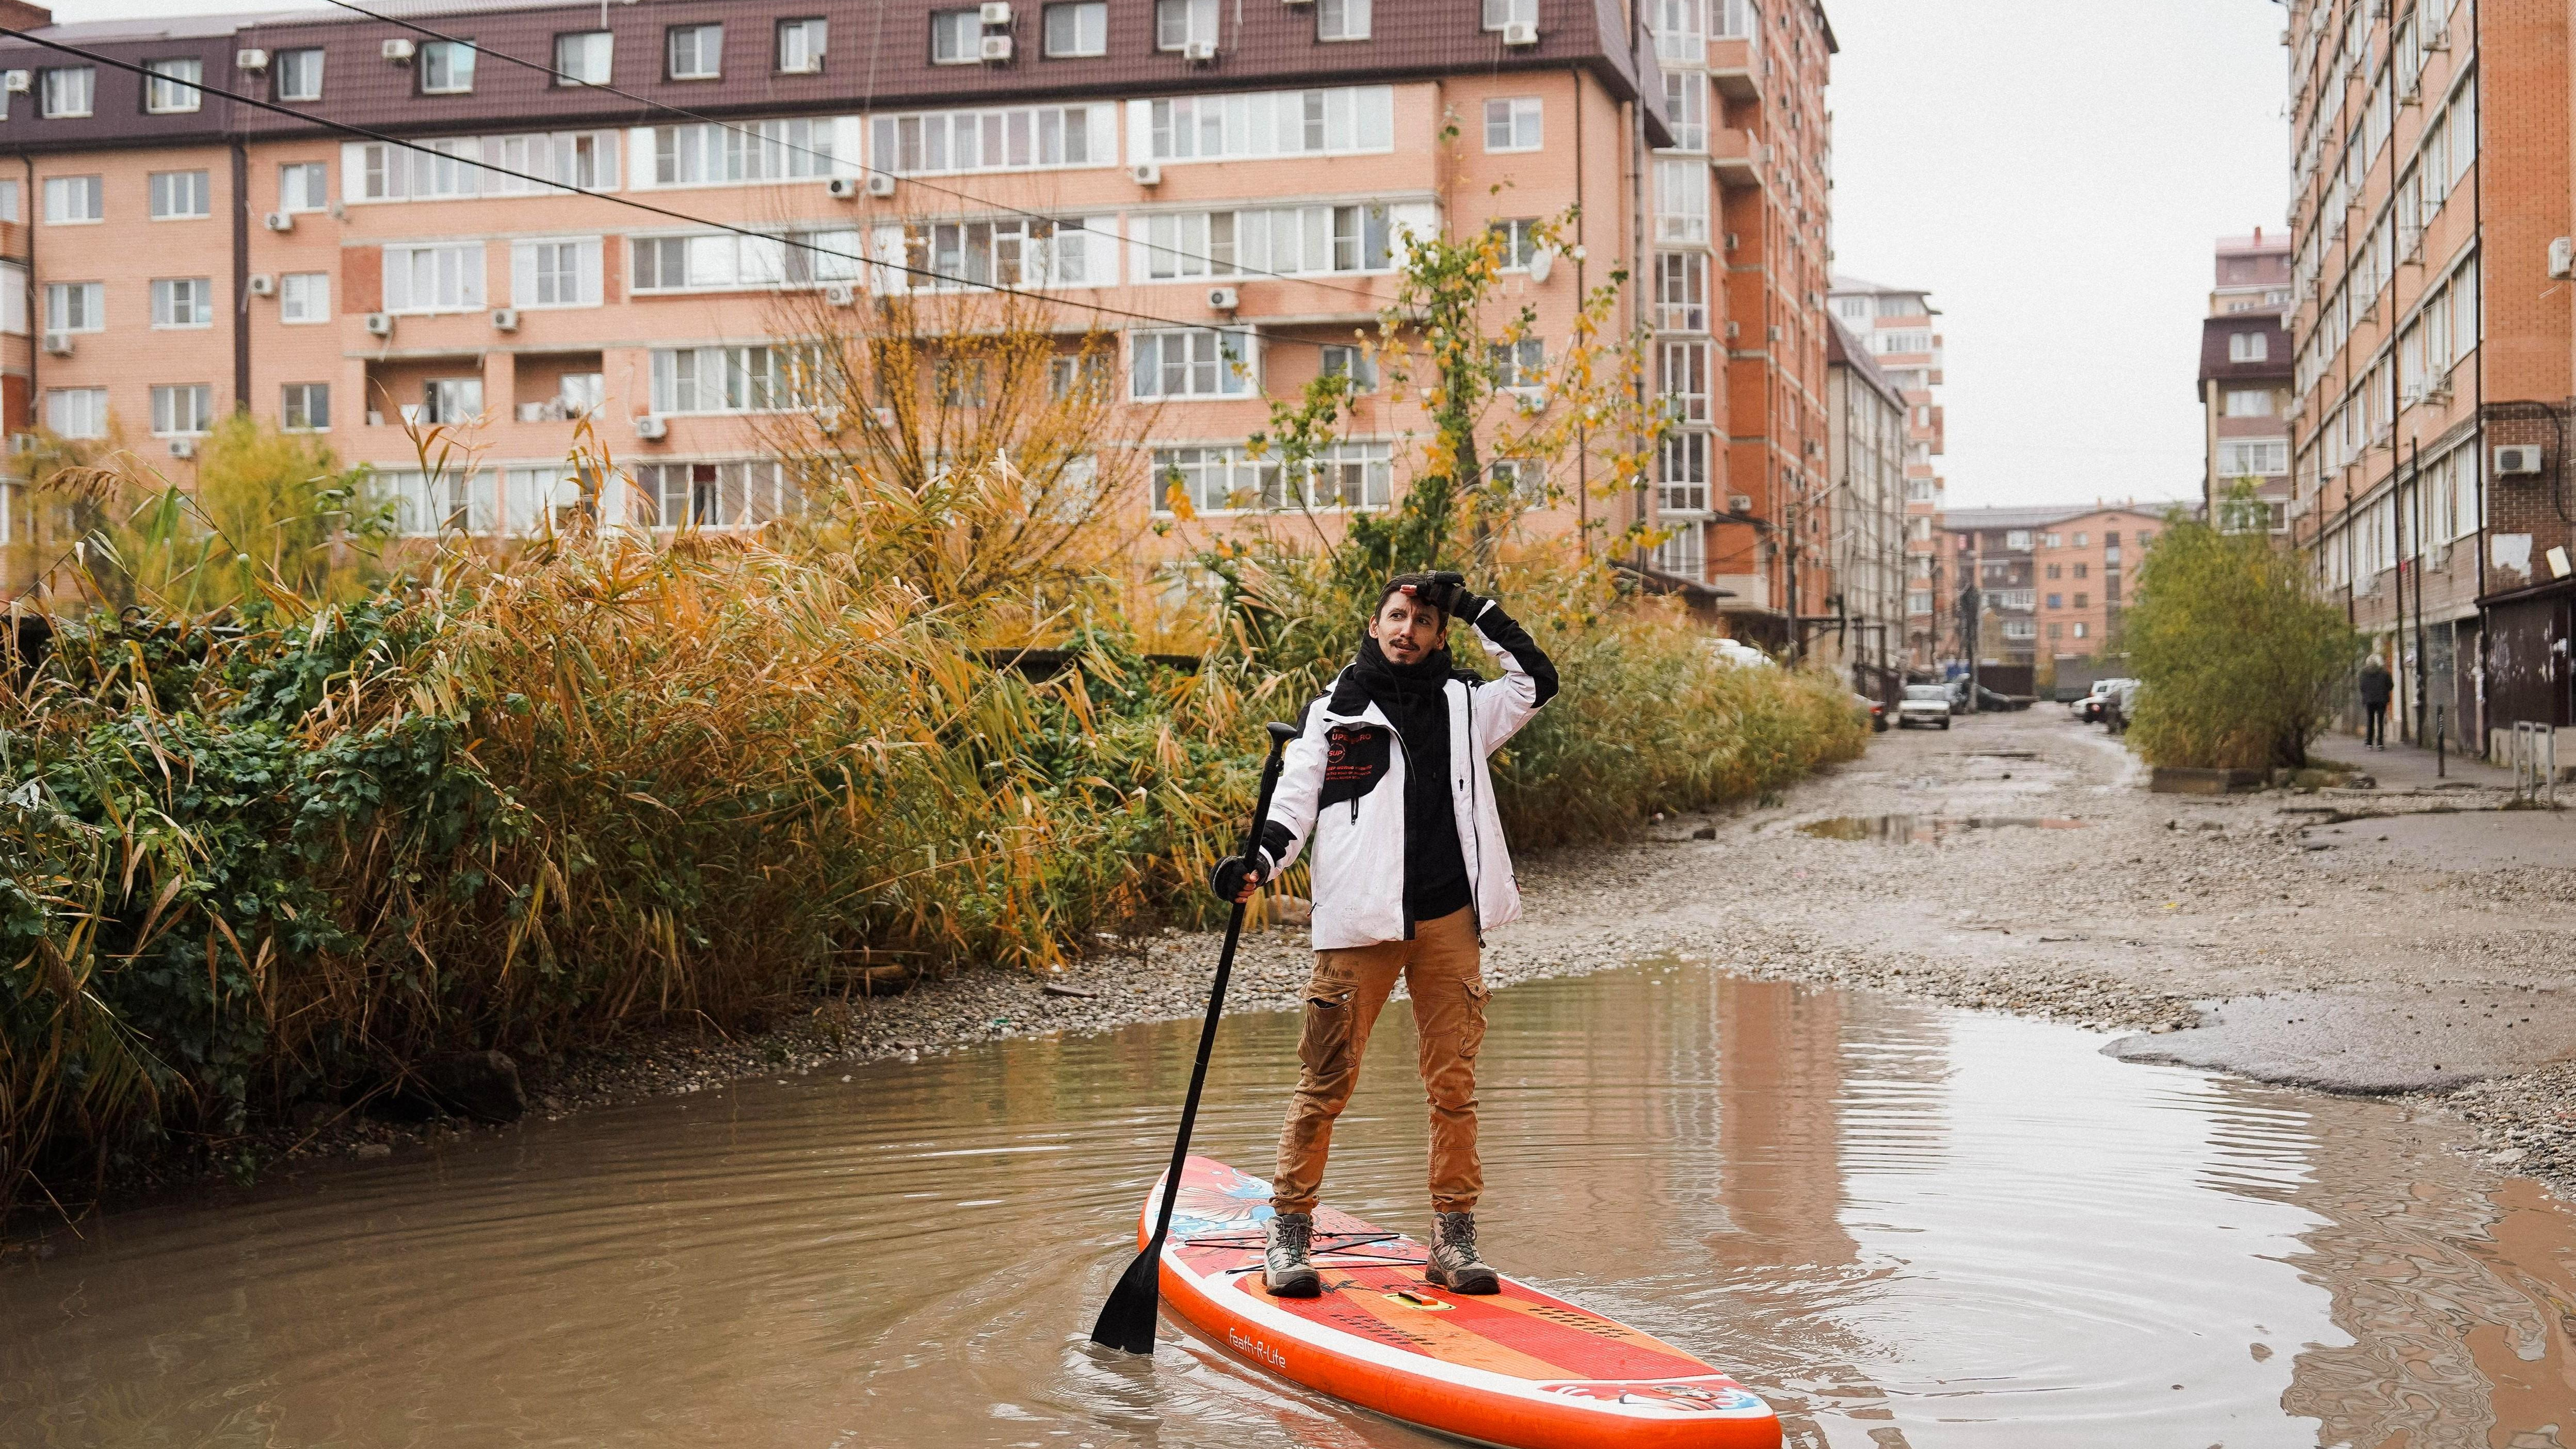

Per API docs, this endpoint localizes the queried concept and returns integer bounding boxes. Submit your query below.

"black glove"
[1404,571,1486,621]
[1210,851,1271,903]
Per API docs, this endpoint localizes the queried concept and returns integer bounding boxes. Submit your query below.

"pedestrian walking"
[1210,571,1558,1299]
[2358,654,2394,749]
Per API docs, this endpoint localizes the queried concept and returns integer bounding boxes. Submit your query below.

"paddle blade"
[1088,1245,1162,1355]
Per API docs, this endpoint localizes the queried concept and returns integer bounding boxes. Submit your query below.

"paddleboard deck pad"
[1144,1156,1780,1449]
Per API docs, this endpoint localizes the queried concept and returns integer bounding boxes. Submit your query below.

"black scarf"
[1346,637,1472,929]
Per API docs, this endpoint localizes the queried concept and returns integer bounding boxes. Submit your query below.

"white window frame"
[1043,2,1107,56]
[1137,87,1395,164]
[1653,158,1708,243]
[2222,387,2274,417]
[275,48,324,102]
[1484,97,1543,153]
[143,57,203,114]
[46,388,107,439]
[649,345,826,415]
[778,18,829,71]
[668,23,724,79]
[383,242,488,315]
[1317,0,1372,42]
[150,384,214,437]
[1661,69,1707,152]
[282,382,331,432]
[873,103,1111,176]
[1321,343,1378,392]
[1482,0,1540,31]
[417,376,485,426]
[44,281,102,333]
[931,9,984,64]
[1655,251,1708,331]
[419,40,478,94]
[42,175,101,225]
[149,278,214,330]
[555,31,614,86]
[647,117,838,187]
[279,271,331,324]
[148,170,212,221]
[633,460,799,529]
[40,67,94,119]
[511,237,606,308]
[2229,330,2269,363]
[1130,328,1256,399]
[279,161,329,213]
[1156,0,1219,51]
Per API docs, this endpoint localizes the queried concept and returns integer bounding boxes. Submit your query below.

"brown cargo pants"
[1273,906,1489,1216]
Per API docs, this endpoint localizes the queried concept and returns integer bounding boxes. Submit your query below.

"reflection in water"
[1796,815,2085,844]
[2,968,2574,1447]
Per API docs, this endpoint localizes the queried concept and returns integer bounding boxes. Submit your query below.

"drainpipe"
[1627,0,1647,577]
[231,138,249,416]
[2471,0,2488,750]
[20,151,33,432]
[1574,65,1586,559]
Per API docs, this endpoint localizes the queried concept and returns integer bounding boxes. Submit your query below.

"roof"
[2198,313,2292,390]
[1825,316,1905,410]
[1827,272,1924,299]
[1944,502,2194,534]
[21,13,303,42]
[2214,231,2291,255]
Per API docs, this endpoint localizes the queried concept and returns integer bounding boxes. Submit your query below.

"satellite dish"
[1528,247,1556,284]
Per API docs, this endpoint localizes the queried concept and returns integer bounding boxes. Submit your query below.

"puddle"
[1799,813,2086,843]
[5,968,2575,1447]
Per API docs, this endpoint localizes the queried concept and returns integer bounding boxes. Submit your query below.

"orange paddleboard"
[1147,1156,1781,1449]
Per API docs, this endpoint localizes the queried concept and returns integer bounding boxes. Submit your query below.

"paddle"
[1091,718,1301,1355]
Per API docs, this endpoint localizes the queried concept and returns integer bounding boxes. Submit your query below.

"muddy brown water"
[1797,814,2086,844]
[6,967,2576,1447]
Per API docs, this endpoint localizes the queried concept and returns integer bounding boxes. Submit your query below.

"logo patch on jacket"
[1318,723,1391,810]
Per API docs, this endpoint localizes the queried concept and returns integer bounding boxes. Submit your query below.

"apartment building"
[0,0,1846,639]
[1942,505,2047,680]
[2198,230,2292,530]
[1827,273,1942,669]
[2286,0,2569,753]
[1819,313,1901,695]
[1639,0,1837,648]
[2027,504,2167,679]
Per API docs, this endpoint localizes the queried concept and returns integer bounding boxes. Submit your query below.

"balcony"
[1710,129,1765,190]
[1706,573,1771,610]
[1708,39,1762,101]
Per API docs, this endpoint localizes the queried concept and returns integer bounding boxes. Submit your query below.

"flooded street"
[7,962,2575,1447]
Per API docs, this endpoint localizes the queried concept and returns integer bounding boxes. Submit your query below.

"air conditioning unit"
[979,1,1013,23]
[168,438,198,460]
[2496,444,2544,476]
[1724,321,1741,340]
[263,211,295,233]
[364,312,393,337]
[1722,231,1740,252]
[40,331,71,356]
[633,414,669,441]
[1512,389,1547,414]
[1766,324,1783,342]
[2551,236,2575,281]
[825,176,859,199]
[2,71,29,94]
[823,282,858,307]
[236,49,270,71]
[980,35,1015,61]
[1205,285,1238,312]
[1182,39,1218,61]
[2425,22,2450,49]
[1131,163,1162,186]
[382,38,416,62]
[865,171,896,197]
[1729,494,1754,513]
[814,406,845,433]
[1501,20,1539,46]
[2424,379,2454,405]
[491,308,520,332]
[247,272,276,296]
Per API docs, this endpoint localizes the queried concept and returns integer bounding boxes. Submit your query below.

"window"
[632,227,864,291]
[779,18,829,71]
[1907,590,1932,616]
[635,461,800,528]
[1321,344,1377,391]
[2047,623,2063,641]
[2217,438,2289,476]
[1050,352,1113,400]
[279,161,328,212]
[42,175,101,224]
[1490,457,1545,503]
[420,40,477,93]
[1482,0,1540,29]
[1657,431,1711,512]
[377,469,491,535]
[2040,532,2060,547]
[668,24,723,78]
[1302,442,1393,509]
[1318,0,1371,42]
[649,345,827,413]
[2072,592,2088,609]
[2045,593,2063,610]
[279,271,330,323]
[275,47,324,101]
[892,216,1103,289]
[647,118,829,186]
[282,383,330,431]
[383,242,487,314]
[2223,388,2274,417]
[1140,205,1394,279]
[1992,590,2035,610]
[2044,562,2060,579]
[1652,525,1705,582]
[931,10,984,63]
[1654,158,1707,242]
[1491,337,1545,389]
[512,238,604,307]
[2071,561,2088,579]
[0,181,18,222]
[46,388,107,438]
[555,31,613,85]
[1657,340,1709,423]
[40,67,93,118]
[150,278,214,329]
[2073,532,2086,545]
[44,282,101,333]
[1653,0,1704,60]
[1140,87,1394,162]
[1130,328,1254,398]
[1043,3,1106,56]
[1655,251,1708,331]
[1484,98,1542,152]
[1491,218,1542,269]
[2005,529,2031,549]
[874,103,1113,175]
[2073,622,2089,639]
[2001,621,2037,642]
[1712,0,1757,39]
[144,58,203,114]
[1662,69,1706,151]
[420,377,484,425]
[356,130,621,200]
[1157,0,1219,51]
[151,384,213,436]
[148,170,211,220]
[1150,444,1383,513]
[2228,330,2268,362]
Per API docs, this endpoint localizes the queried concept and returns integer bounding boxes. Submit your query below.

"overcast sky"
[43,0,2291,512]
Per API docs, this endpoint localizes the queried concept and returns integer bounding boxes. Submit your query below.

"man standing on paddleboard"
[1211,571,1558,1298]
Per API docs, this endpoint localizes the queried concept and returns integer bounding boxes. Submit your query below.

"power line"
[311,0,1394,308]
[0,24,1379,355]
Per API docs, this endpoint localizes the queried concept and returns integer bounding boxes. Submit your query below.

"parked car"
[2076,678,2134,723]
[1705,638,1776,669]
[1852,693,1889,732]
[1895,683,1955,730]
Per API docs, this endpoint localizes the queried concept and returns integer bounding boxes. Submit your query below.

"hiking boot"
[1427,1211,1500,1294]
[1264,1211,1321,1297]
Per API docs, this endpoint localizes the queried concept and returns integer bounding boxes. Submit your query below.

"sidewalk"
[2324,728,2516,792]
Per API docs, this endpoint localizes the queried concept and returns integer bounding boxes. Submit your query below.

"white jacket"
[1258,599,1558,950]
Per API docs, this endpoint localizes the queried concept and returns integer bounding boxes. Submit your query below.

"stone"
[409,1050,527,1123]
